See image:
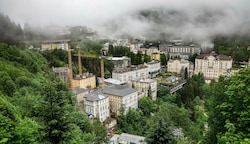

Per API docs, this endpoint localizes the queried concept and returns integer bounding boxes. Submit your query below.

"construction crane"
[72,45,107,90]
[77,46,82,75]
[74,49,97,75]
[67,40,81,91]
[100,49,107,89]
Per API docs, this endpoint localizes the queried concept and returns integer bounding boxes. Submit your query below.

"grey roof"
[85,91,108,102]
[72,88,87,95]
[110,133,146,144]
[103,84,137,97]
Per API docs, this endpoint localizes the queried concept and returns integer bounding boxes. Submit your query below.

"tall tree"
[39,79,84,143]
[146,118,176,144]
[206,68,250,143]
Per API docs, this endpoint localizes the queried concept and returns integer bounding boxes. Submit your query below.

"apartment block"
[41,39,70,51]
[167,59,194,76]
[106,56,131,69]
[194,51,232,83]
[103,84,138,116]
[131,78,157,100]
[84,91,109,122]
[160,44,201,59]
[144,60,161,78]
[112,65,149,82]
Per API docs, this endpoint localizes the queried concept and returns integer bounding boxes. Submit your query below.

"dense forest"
[0,43,107,143]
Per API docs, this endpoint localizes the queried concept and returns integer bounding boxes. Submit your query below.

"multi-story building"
[131,78,157,100]
[72,88,88,112]
[151,52,160,61]
[103,84,138,115]
[167,59,194,76]
[52,66,69,82]
[144,60,161,78]
[106,56,131,69]
[159,44,201,59]
[140,47,159,55]
[129,42,144,52]
[84,91,109,122]
[41,39,70,51]
[194,51,233,83]
[112,65,149,82]
[72,73,96,89]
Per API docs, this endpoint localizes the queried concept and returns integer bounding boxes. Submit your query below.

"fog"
[1,0,250,43]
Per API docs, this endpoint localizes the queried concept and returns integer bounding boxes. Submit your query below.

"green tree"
[206,68,250,143]
[217,68,250,143]
[116,109,145,135]
[39,79,85,143]
[146,118,176,144]
[160,54,167,66]
[93,120,108,144]
[139,97,157,117]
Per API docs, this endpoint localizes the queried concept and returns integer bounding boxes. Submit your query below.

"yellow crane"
[67,40,81,91]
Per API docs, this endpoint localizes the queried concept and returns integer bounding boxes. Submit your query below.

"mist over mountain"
[0,13,24,45]
[0,0,250,45]
[104,6,250,45]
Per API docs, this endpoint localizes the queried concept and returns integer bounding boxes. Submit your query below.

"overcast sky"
[1,0,250,41]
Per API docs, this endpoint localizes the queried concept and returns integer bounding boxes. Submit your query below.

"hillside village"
[22,34,250,143]
[0,10,250,143]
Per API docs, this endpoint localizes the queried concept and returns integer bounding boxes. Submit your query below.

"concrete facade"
[72,73,96,89]
[144,60,161,78]
[112,65,149,82]
[167,59,189,74]
[131,79,157,100]
[194,51,233,82]
[84,91,109,122]
[103,85,138,116]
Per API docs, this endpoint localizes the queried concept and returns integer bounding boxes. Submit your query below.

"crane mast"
[68,41,73,91]
[78,47,82,75]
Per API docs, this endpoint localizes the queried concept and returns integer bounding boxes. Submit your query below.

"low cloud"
[1,0,249,43]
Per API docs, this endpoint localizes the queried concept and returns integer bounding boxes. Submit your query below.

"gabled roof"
[103,84,137,97]
[196,51,232,60]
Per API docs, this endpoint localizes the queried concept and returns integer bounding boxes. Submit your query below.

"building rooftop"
[165,76,179,83]
[84,91,108,102]
[72,88,88,95]
[168,59,189,63]
[106,56,130,61]
[103,84,137,97]
[146,60,160,65]
[110,133,146,144]
[104,78,127,85]
[133,78,156,83]
[73,73,94,80]
[196,51,232,60]
[113,65,148,73]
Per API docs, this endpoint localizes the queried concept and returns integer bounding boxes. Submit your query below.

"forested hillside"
[0,43,107,143]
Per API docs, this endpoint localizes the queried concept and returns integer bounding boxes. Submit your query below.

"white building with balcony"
[84,91,109,122]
